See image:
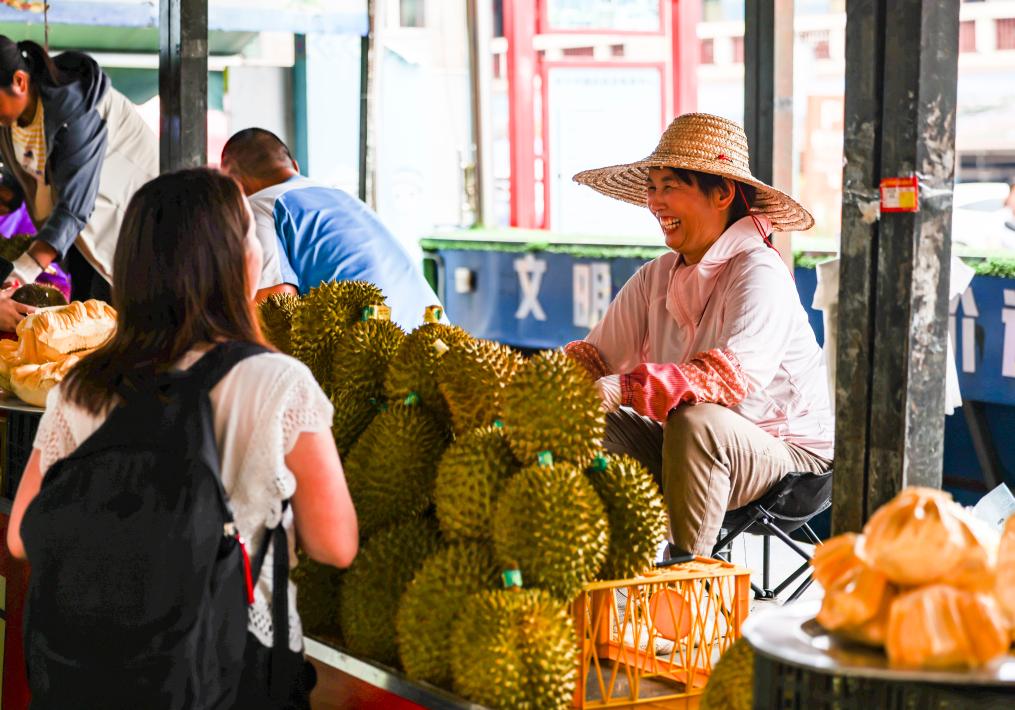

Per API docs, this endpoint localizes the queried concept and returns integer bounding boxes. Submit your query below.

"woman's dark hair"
[62,168,266,415]
[669,168,757,228]
[0,36,66,89]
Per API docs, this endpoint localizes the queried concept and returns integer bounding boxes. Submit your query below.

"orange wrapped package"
[813,533,895,647]
[886,584,1010,669]
[861,487,997,590]
[997,516,1015,634]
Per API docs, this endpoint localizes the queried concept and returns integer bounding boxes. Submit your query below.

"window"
[732,36,744,64]
[399,0,425,28]
[960,21,976,53]
[562,46,595,58]
[700,38,714,64]
[801,30,831,60]
[997,18,1015,50]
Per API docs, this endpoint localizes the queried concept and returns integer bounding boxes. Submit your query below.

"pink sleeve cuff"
[619,349,749,421]
[563,340,609,380]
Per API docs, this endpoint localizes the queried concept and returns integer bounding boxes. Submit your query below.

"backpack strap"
[251,500,295,704]
[185,341,271,392]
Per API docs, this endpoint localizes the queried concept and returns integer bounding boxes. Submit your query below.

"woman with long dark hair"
[0,36,157,306]
[7,168,358,708]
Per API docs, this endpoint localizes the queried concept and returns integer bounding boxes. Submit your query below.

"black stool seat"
[712,470,832,602]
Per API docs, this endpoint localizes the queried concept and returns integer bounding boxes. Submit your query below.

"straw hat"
[572,113,814,231]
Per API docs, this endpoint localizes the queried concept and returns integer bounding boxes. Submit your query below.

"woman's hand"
[0,285,35,331]
[595,374,622,413]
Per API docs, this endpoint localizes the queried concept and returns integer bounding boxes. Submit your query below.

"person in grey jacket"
[0,37,157,304]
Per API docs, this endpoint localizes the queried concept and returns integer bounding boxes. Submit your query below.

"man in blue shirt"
[221,128,443,330]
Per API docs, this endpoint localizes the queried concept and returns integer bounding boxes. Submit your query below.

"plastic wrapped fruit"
[886,584,1010,669]
[861,487,997,589]
[813,533,894,647]
[997,516,1015,634]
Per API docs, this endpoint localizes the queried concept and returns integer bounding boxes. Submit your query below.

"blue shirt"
[250,176,442,330]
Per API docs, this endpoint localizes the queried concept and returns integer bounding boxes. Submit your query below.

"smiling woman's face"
[645,167,733,263]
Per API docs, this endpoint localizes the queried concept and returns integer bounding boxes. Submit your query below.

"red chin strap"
[735,182,777,253]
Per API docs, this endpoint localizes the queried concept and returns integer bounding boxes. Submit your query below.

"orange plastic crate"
[571,557,751,708]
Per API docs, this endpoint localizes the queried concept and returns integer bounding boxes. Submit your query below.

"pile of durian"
[259,282,669,709]
[813,487,1015,669]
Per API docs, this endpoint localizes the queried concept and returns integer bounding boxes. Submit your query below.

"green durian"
[330,389,383,456]
[290,281,386,385]
[434,425,519,542]
[339,517,442,667]
[587,454,669,580]
[331,318,405,393]
[700,638,754,710]
[449,589,576,710]
[12,283,67,307]
[500,349,605,466]
[291,551,343,643]
[0,233,31,262]
[343,402,449,538]
[492,462,609,601]
[396,542,500,687]
[437,338,523,435]
[257,292,302,355]
[384,322,472,422]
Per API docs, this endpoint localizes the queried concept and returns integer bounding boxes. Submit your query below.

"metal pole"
[159,0,208,172]
[503,0,537,228]
[466,0,495,227]
[833,0,960,532]
[292,34,310,175]
[743,0,774,185]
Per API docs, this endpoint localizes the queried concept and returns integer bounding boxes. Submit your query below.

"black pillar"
[833,0,961,533]
[159,0,208,172]
[743,0,774,183]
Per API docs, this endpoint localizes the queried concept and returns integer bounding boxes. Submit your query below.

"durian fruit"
[396,542,500,687]
[339,517,442,666]
[290,281,385,384]
[492,461,609,601]
[434,426,519,542]
[500,349,605,466]
[291,551,343,643]
[12,283,67,307]
[449,589,576,710]
[0,233,31,262]
[343,402,449,538]
[331,318,405,392]
[437,339,523,435]
[996,516,1015,634]
[586,454,669,580]
[257,292,302,355]
[384,322,472,422]
[331,389,383,456]
[700,638,754,710]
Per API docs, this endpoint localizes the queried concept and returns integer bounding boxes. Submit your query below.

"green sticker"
[404,392,420,406]
[537,451,553,467]
[591,455,608,472]
[492,419,504,428]
[501,569,523,589]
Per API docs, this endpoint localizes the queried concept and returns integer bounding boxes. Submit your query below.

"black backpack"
[20,341,271,709]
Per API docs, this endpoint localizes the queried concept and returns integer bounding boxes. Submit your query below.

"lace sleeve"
[280,368,334,455]
[33,388,78,475]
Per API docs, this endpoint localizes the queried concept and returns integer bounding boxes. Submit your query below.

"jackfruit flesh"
[449,589,577,710]
[587,454,669,580]
[435,425,519,542]
[396,542,500,687]
[343,402,449,538]
[492,461,609,601]
[384,322,472,422]
[339,517,442,667]
[437,338,523,435]
[331,318,405,393]
[257,292,302,355]
[501,349,605,466]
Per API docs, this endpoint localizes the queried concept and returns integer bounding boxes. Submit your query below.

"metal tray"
[744,600,1015,686]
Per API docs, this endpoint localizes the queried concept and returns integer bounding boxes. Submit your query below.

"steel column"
[743,0,774,184]
[833,0,961,532]
[159,0,208,172]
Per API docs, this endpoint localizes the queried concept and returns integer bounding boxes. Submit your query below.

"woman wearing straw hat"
[566,113,833,559]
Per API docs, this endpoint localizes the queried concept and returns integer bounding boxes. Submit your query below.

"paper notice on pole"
[971,483,1015,531]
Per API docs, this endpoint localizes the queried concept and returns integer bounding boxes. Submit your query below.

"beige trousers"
[604,404,832,557]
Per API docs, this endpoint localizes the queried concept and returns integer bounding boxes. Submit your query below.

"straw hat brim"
[573,158,815,232]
